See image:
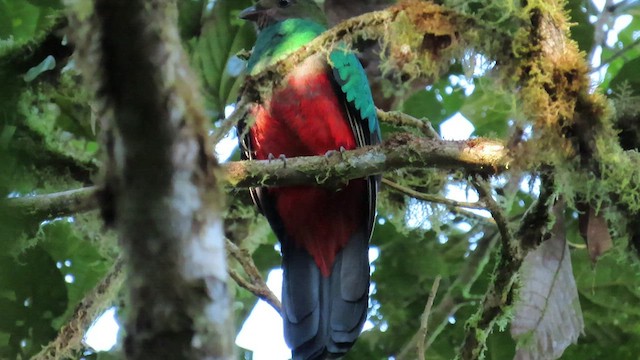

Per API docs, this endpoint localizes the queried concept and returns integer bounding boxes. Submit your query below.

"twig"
[588,0,616,64]
[459,173,553,358]
[377,110,440,138]
[211,98,250,146]
[3,186,98,219]
[417,276,442,360]
[32,258,125,360]
[382,178,486,210]
[470,179,513,247]
[591,37,640,73]
[396,233,498,360]
[225,239,282,314]
[447,206,496,225]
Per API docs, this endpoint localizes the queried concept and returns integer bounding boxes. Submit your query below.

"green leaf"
[190,0,256,118]
[0,125,16,147]
[566,0,595,53]
[25,0,62,9]
[600,17,640,90]
[608,56,640,96]
[0,0,60,49]
[178,0,205,40]
[460,79,513,137]
[401,78,465,130]
[0,246,68,359]
[0,1,40,41]
[39,221,111,327]
[402,87,445,123]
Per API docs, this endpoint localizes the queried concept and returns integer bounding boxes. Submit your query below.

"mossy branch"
[459,179,519,359]
[238,1,460,102]
[3,186,99,219]
[459,172,555,358]
[226,134,509,187]
[5,134,509,219]
[217,0,465,144]
[32,258,125,360]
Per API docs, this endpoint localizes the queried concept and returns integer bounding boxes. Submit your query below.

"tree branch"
[226,134,510,188]
[396,232,499,360]
[5,135,509,220]
[470,179,513,247]
[377,110,440,138]
[417,276,442,360]
[459,179,518,359]
[216,1,465,141]
[382,178,486,210]
[225,239,282,314]
[3,186,98,219]
[459,173,554,358]
[32,258,125,360]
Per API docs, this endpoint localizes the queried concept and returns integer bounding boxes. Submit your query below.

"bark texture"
[92,1,232,358]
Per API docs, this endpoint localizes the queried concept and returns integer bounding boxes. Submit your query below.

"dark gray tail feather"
[282,231,370,360]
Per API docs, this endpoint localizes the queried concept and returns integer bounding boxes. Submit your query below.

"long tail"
[281,231,370,360]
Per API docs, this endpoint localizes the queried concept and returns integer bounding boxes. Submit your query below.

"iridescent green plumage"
[246,17,380,136]
[247,19,324,74]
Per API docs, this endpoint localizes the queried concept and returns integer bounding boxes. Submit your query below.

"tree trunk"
[91,0,233,358]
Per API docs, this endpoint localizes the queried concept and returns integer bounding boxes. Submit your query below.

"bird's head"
[239,0,327,30]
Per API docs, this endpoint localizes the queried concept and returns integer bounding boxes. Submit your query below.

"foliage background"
[1,0,640,359]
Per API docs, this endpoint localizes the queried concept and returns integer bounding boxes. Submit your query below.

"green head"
[239,0,327,29]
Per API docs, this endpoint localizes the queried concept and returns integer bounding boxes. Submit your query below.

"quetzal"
[238,0,380,359]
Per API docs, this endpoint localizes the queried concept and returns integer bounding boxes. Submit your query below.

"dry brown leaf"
[511,206,584,360]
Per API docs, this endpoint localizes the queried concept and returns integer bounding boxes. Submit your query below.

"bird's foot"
[339,146,347,158]
[267,153,287,168]
[324,146,347,161]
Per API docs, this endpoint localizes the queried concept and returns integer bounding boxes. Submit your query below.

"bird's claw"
[324,147,347,161]
[339,146,347,157]
[278,154,287,168]
[267,153,287,168]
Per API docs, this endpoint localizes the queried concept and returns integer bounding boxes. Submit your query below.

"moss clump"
[18,70,98,166]
[380,1,463,86]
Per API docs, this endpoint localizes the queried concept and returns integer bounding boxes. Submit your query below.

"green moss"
[378,2,465,88]
[17,69,98,168]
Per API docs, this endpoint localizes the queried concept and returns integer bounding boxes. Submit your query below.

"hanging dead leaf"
[577,203,612,263]
[511,204,584,360]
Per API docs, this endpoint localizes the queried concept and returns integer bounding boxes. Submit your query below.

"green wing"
[330,49,381,142]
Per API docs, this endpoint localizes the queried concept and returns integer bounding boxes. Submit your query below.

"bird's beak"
[239,5,261,21]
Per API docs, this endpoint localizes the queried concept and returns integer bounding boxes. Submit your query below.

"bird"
[238,0,381,359]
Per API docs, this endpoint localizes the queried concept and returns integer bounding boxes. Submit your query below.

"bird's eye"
[278,0,291,7]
